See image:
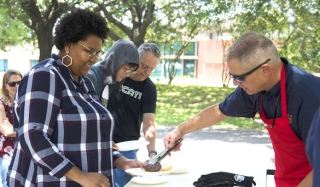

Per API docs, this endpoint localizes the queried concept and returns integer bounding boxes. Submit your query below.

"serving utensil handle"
[158,138,183,161]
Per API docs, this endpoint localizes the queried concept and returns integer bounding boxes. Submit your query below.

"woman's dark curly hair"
[54,9,109,50]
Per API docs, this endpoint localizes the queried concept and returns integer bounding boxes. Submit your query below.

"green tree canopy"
[0,0,79,61]
[0,6,29,50]
[1,0,319,73]
[212,0,320,72]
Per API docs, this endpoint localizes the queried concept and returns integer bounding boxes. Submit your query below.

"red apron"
[260,65,312,187]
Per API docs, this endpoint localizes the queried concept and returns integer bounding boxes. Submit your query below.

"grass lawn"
[155,83,264,130]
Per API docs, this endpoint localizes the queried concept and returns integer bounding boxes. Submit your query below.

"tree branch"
[19,0,42,30]
[97,3,132,37]
[107,29,121,42]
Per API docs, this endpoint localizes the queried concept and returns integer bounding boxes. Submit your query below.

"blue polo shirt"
[307,106,320,186]
[219,58,320,143]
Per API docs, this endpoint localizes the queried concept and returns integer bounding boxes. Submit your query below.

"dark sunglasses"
[7,81,20,87]
[228,58,271,82]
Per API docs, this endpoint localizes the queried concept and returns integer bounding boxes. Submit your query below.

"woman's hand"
[0,118,15,137]
[123,159,143,171]
[112,141,119,151]
[65,166,110,187]
[1,118,12,126]
[114,156,143,171]
[77,172,110,187]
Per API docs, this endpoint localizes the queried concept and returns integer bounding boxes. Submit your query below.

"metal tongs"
[148,138,183,165]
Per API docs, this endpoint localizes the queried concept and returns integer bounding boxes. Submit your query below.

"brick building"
[0,39,230,87]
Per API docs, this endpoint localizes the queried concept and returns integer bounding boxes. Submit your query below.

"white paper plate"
[171,166,189,174]
[131,176,168,185]
[116,140,149,151]
[126,168,172,176]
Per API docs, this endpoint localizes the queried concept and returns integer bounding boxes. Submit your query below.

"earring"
[62,50,72,67]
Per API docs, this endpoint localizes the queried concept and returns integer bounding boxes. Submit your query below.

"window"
[175,60,182,77]
[0,59,8,72]
[159,43,172,56]
[160,41,197,57]
[183,60,195,78]
[150,41,197,80]
[167,59,182,78]
[151,61,162,79]
[150,59,197,80]
[184,42,196,56]
[159,42,183,56]
[30,60,38,67]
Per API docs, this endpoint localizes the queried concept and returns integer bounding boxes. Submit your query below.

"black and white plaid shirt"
[8,54,120,187]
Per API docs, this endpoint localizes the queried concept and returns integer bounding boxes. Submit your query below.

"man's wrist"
[149,150,157,157]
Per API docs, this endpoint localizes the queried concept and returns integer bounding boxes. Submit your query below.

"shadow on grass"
[156,126,273,150]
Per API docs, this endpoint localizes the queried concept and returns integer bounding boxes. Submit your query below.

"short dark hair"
[54,9,109,50]
[227,32,279,68]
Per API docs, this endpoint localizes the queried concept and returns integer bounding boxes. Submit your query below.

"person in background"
[7,9,141,187]
[86,39,139,150]
[163,32,320,187]
[307,106,320,186]
[0,69,22,187]
[108,43,161,187]
[86,39,139,104]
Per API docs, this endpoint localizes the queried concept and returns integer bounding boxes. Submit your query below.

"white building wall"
[0,45,39,75]
[0,45,39,90]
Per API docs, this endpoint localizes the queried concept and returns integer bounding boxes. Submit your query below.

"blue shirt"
[8,54,121,187]
[219,58,320,142]
[307,107,320,186]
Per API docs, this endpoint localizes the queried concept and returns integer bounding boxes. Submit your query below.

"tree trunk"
[16,0,71,62]
[221,40,231,87]
[168,63,176,84]
[36,25,54,61]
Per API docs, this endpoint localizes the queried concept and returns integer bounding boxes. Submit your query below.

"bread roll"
[161,163,172,171]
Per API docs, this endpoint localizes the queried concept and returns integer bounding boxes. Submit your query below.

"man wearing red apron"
[260,65,312,186]
[163,32,320,187]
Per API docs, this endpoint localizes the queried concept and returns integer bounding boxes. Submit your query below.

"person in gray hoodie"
[87,39,139,102]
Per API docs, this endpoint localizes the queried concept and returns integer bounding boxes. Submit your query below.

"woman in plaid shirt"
[7,9,142,187]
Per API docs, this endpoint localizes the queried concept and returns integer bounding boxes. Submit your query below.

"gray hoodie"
[87,39,139,98]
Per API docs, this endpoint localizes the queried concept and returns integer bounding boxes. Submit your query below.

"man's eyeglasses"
[7,81,20,87]
[229,58,271,82]
[141,63,155,73]
[78,43,105,58]
[253,94,280,128]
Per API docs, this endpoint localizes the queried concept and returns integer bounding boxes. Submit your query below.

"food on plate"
[142,160,161,172]
[142,160,173,172]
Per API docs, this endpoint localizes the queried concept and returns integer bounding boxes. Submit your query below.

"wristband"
[149,150,157,157]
